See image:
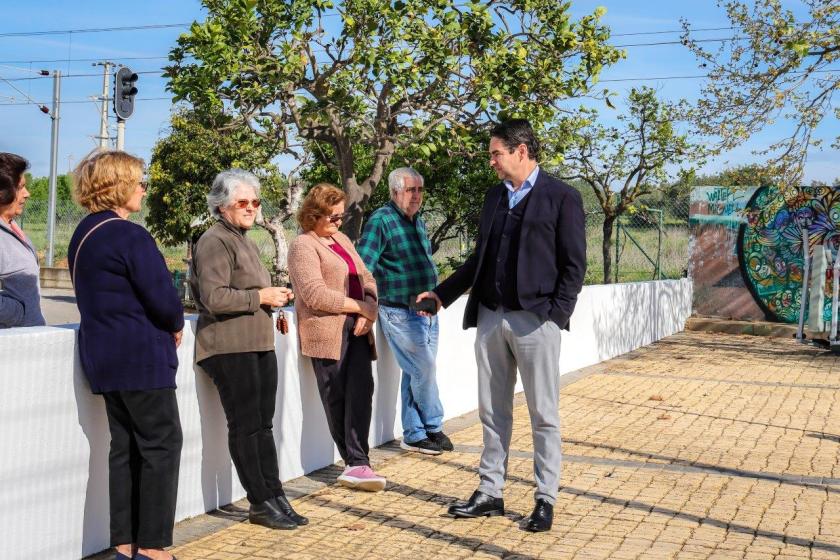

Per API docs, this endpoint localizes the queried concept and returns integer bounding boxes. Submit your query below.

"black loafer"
[448,490,504,518]
[525,499,553,532]
[274,493,309,526]
[249,498,297,530]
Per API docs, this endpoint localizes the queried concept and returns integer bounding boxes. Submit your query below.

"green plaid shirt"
[357,201,438,307]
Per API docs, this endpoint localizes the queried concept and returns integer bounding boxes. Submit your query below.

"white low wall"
[0,279,692,558]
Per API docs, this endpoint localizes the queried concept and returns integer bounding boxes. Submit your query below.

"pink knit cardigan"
[287,230,378,360]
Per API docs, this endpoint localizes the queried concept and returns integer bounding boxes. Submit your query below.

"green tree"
[147,108,303,282]
[691,163,782,188]
[682,0,838,188]
[165,0,624,239]
[147,108,284,246]
[302,133,496,261]
[25,174,72,202]
[553,87,702,284]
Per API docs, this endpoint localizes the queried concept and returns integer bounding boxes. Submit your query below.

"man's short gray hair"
[207,169,262,219]
[388,167,424,199]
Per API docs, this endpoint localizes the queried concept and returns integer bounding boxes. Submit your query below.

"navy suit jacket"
[68,211,184,393]
[434,169,586,330]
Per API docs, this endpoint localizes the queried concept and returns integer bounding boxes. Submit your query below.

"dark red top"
[330,243,364,300]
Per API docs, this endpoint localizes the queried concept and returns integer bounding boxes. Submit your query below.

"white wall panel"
[0,279,692,558]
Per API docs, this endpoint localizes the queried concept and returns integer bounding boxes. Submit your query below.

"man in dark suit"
[417,119,586,532]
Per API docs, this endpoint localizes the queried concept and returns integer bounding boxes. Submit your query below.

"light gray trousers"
[475,304,562,504]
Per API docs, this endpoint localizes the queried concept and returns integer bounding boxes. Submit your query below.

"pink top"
[329,243,364,300]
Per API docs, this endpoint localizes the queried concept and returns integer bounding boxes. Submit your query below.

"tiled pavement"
[133,332,840,559]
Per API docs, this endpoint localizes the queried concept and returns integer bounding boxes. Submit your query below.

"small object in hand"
[276,310,289,335]
[410,296,438,315]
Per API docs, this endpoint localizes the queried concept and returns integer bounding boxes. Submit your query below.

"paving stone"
[85,331,840,559]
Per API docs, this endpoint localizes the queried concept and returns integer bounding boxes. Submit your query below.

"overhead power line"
[0,23,190,38]
[1,70,165,82]
[0,35,747,71]
[0,55,171,65]
[0,96,171,106]
[0,35,750,80]
[0,62,834,98]
[0,20,734,40]
[612,26,733,37]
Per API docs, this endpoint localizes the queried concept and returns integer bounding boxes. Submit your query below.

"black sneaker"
[427,430,454,451]
[400,437,443,455]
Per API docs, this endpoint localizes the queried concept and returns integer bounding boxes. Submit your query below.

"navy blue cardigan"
[68,211,185,393]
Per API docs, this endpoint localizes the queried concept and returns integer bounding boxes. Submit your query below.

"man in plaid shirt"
[357,167,452,455]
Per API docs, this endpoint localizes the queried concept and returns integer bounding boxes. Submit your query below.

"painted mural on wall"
[688,186,764,320]
[690,185,839,324]
[739,185,839,324]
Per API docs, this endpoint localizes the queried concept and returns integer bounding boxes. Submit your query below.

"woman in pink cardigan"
[287,183,385,491]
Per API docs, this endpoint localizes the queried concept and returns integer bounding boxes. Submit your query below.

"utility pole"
[116,119,125,150]
[45,70,61,268]
[93,61,112,148]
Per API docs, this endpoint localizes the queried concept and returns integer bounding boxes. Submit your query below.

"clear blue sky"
[0,0,836,183]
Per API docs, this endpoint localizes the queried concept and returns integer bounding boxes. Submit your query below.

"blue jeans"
[378,305,444,443]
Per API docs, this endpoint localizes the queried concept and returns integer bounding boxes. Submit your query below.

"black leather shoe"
[448,490,504,518]
[274,493,309,526]
[249,498,297,530]
[525,499,553,532]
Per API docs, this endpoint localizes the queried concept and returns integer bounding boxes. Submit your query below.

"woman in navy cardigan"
[68,150,184,560]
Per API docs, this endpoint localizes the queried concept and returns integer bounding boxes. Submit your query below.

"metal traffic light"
[113,67,138,120]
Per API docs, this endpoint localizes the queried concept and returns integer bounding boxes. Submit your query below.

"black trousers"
[311,316,374,467]
[199,350,283,504]
[103,388,182,549]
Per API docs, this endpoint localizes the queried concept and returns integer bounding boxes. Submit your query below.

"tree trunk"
[257,181,303,285]
[602,216,616,284]
[261,217,290,285]
[341,176,369,241]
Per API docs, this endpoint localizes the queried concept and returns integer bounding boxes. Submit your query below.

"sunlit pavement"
[160,331,840,559]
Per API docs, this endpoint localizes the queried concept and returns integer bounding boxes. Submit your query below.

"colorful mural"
[739,185,839,324]
[690,185,840,324]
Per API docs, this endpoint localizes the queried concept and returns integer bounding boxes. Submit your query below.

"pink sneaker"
[337,465,386,492]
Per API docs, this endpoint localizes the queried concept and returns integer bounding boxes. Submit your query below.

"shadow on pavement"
[564,438,840,493]
[563,393,840,440]
[427,453,840,555]
[305,494,538,560]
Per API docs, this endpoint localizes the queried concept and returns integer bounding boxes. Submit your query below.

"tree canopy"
[302,132,496,264]
[146,108,284,247]
[166,0,624,238]
[682,0,838,187]
[554,87,701,283]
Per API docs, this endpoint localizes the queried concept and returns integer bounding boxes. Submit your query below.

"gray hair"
[207,169,262,219]
[388,167,424,199]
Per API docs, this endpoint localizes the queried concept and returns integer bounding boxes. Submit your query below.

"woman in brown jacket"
[287,183,385,491]
[190,169,306,530]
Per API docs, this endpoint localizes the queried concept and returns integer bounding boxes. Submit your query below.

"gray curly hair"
[206,169,262,219]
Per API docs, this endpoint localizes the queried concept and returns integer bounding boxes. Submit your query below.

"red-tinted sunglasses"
[233,199,261,209]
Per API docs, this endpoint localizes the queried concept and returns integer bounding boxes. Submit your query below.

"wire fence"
[19,195,690,285]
